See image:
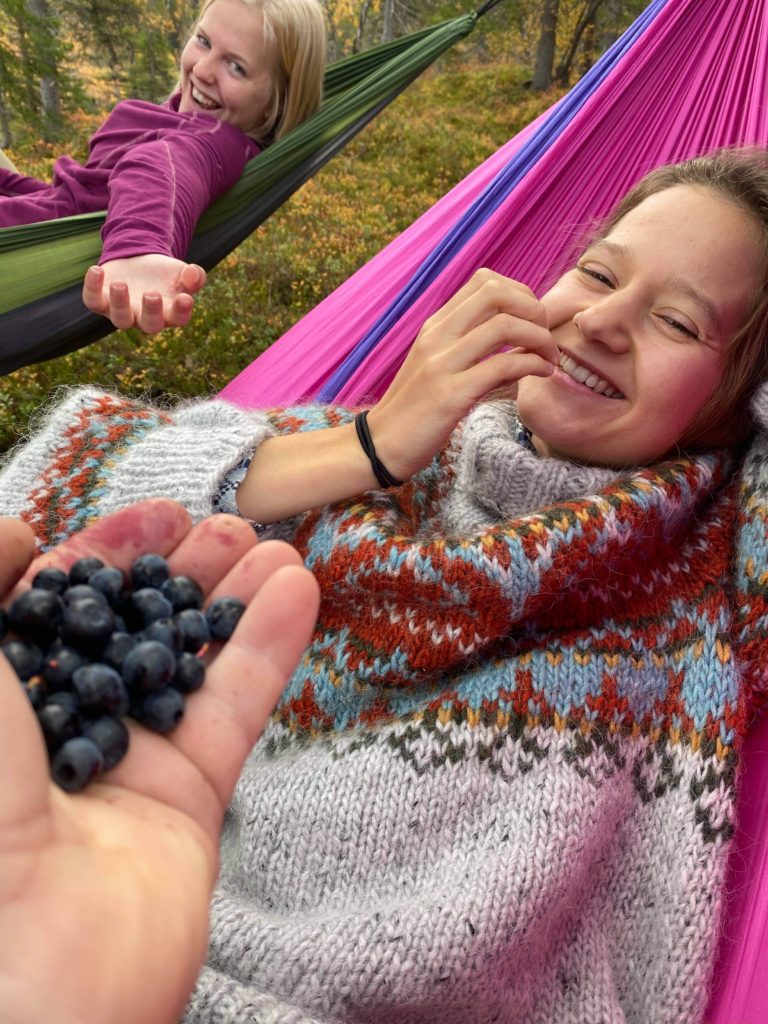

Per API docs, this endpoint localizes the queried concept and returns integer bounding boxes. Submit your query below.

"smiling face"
[178,0,276,137]
[516,185,765,467]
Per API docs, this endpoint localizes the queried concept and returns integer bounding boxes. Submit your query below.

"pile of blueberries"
[0,553,245,792]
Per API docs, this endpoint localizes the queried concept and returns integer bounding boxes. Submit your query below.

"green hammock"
[0,10,485,373]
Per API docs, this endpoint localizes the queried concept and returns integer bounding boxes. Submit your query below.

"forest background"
[0,0,644,451]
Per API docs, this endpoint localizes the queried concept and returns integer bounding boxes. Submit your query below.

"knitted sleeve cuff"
[0,388,276,550]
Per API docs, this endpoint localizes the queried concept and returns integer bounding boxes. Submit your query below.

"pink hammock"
[219,1,768,1018]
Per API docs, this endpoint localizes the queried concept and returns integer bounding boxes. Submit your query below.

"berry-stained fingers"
[164,514,258,595]
[0,519,36,596]
[14,500,192,599]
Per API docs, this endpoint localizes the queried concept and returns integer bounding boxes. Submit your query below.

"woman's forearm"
[236,422,381,523]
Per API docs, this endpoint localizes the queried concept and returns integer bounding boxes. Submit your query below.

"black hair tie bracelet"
[354,410,403,489]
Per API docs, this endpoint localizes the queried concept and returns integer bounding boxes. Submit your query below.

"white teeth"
[559,354,623,399]
[192,86,217,109]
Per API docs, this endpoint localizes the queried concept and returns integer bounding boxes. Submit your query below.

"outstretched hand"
[82,255,207,334]
[0,502,319,1024]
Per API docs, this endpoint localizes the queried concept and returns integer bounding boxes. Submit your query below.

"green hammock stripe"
[0,13,476,316]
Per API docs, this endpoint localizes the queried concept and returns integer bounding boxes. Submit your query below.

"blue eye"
[230,61,246,76]
[196,32,210,47]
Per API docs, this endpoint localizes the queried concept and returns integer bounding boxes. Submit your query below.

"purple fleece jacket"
[0,95,260,262]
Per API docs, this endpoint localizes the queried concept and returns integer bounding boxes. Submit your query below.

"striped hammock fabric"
[219,3,768,1022]
[0,10,486,372]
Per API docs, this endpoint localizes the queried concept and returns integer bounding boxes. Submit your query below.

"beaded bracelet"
[354,410,403,489]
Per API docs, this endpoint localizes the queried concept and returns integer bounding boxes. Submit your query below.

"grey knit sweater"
[0,387,755,1024]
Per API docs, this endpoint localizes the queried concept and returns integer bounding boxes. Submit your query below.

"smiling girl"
[2,148,768,1024]
[0,0,326,335]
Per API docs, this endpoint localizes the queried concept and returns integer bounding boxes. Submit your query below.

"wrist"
[354,411,403,489]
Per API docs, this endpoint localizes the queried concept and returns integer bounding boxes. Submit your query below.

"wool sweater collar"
[439,400,621,534]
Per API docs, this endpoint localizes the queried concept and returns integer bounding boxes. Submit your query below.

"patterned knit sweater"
[2,387,768,1024]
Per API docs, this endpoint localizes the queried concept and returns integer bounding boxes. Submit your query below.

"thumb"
[177,264,207,295]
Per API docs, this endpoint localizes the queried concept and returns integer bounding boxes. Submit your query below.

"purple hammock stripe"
[219,2,768,1021]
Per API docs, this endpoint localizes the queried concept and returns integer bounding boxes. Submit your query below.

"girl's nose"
[574,297,632,353]
[193,53,216,82]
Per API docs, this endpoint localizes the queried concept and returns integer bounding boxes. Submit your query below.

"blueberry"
[161,575,204,612]
[43,644,87,691]
[101,631,137,671]
[205,597,246,641]
[45,690,80,714]
[72,663,129,715]
[51,736,104,792]
[83,715,130,770]
[31,566,69,595]
[5,553,214,792]
[140,617,183,653]
[63,584,108,606]
[2,639,44,680]
[130,553,170,591]
[88,566,127,607]
[8,588,64,645]
[121,640,176,693]
[68,556,105,586]
[172,652,206,694]
[133,686,185,733]
[37,697,82,751]
[175,608,210,653]
[123,588,173,631]
[60,597,116,653]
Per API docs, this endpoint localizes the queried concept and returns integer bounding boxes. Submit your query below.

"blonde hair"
[183,0,326,143]
[595,148,768,452]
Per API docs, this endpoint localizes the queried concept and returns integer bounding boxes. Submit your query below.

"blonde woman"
[0,0,326,334]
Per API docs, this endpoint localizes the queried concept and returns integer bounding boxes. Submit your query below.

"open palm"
[0,502,319,1024]
[82,256,207,334]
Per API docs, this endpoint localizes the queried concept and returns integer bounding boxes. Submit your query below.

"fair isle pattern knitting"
[2,388,768,1024]
[22,392,172,547]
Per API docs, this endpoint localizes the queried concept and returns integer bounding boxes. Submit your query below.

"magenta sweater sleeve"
[95,100,260,263]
